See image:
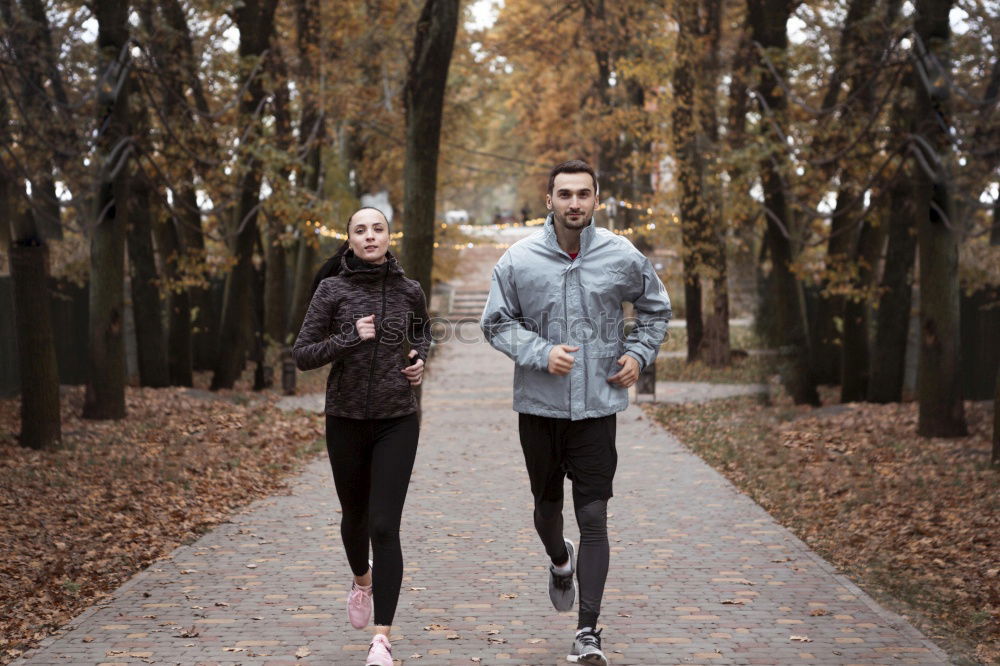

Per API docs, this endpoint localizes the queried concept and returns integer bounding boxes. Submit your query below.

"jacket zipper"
[563,263,572,416]
[363,266,389,419]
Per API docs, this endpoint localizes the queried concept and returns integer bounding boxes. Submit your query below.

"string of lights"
[301,204,680,249]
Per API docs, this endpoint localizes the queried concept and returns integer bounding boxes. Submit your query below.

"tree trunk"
[813,0,881,386]
[869,68,922,403]
[139,0,214,372]
[125,171,169,387]
[914,0,967,437]
[400,0,460,297]
[696,0,728,368]
[289,238,318,336]
[726,28,757,351]
[870,181,921,405]
[671,2,704,362]
[0,0,62,447]
[286,0,325,338]
[83,0,130,420]
[5,171,62,449]
[151,211,193,386]
[176,188,215,371]
[840,219,885,401]
[813,184,856,386]
[747,0,818,405]
[10,242,62,449]
[264,52,290,346]
[992,193,1000,247]
[264,226,288,345]
[992,357,999,466]
[211,0,279,390]
[2,0,64,242]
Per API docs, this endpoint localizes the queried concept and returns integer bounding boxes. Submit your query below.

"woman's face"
[347,209,389,265]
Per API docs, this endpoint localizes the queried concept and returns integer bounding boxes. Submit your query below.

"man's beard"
[556,209,592,230]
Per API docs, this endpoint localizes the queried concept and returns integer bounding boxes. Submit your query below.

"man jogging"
[481,160,671,665]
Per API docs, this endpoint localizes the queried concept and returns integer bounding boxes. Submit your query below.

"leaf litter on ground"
[0,378,324,664]
[646,393,998,664]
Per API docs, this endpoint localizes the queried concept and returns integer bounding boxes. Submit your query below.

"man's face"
[546,172,596,231]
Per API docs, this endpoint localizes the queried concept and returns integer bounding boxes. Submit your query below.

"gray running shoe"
[548,538,577,611]
[568,627,608,665]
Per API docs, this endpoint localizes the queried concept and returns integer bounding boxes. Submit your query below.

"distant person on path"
[481,160,671,665]
[293,207,430,666]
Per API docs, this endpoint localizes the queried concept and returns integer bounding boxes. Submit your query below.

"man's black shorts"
[518,412,617,508]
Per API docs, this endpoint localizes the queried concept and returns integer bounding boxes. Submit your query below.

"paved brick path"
[20,320,948,665]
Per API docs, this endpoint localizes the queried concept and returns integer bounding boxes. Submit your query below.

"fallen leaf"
[295,646,311,658]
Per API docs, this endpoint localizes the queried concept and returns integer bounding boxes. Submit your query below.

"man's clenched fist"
[547,344,580,376]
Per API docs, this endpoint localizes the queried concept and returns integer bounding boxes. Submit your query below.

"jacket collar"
[340,249,404,283]
[543,212,596,258]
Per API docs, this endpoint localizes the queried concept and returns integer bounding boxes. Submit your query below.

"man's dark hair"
[547,159,598,194]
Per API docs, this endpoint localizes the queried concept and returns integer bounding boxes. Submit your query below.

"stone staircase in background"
[441,287,490,321]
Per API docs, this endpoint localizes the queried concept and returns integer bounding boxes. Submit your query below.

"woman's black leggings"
[326,413,419,626]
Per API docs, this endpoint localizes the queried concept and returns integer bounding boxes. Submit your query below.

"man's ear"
[545,195,552,210]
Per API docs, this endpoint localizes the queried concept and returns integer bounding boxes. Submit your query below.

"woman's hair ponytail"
[310,240,350,297]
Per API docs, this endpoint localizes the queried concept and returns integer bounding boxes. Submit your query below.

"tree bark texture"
[671,20,704,361]
[1,0,64,240]
[869,60,921,403]
[695,0,728,367]
[10,243,63,449]
[836,1,895,398]
[83,0,130,420]
[813,0,883,386]
[151,210,194,386]
[992,358,999,466]
[125,170,169,387]
[746,0,819,405]
[914,0,967,437]
[263,49,291,346]
[211,0,279,390]
[840,219,885,402]
[139,0,214,371]
[401,0,460,298]
[992,197,1000,247]
[287,0,325,339]
[1,0,62,448]
[869,165,921,402]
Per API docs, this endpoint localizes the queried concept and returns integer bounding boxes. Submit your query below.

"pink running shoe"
[347,581,373,629]
[365,633,392,666]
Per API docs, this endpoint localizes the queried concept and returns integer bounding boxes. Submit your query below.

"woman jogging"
[293,207,430,666]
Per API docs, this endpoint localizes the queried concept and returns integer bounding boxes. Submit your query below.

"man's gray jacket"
[480,215,671,420]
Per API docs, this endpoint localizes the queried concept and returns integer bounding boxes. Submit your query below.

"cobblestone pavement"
[20,323,948,666]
